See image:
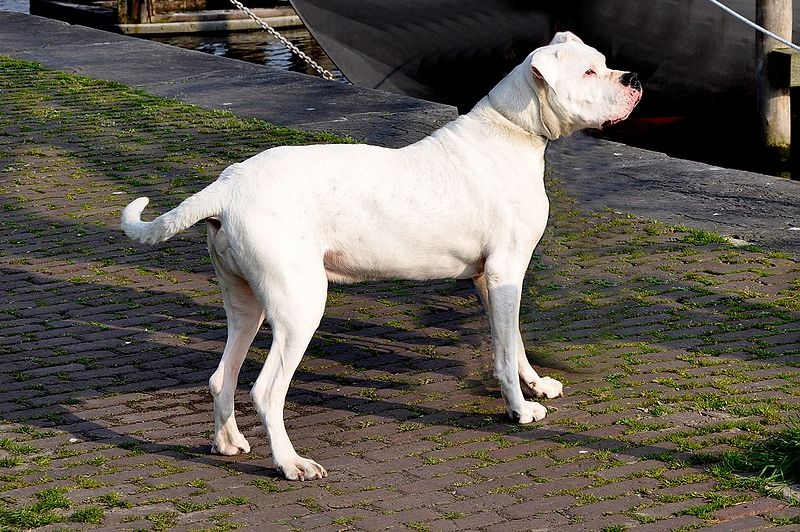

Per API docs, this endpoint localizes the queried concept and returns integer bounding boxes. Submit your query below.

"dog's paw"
[526,376,564,399]
[277,456,328,481]
[507,400,547,424]
[211,432,251,456]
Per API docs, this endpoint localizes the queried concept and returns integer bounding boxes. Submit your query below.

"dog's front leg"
[485,269,547,424]
[477,274,563,401]
[517,338,563,399]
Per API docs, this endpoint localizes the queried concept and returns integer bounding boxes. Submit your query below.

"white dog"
[121,32,641,480]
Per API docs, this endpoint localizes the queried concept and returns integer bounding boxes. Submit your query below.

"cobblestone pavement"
[1,57,799,532]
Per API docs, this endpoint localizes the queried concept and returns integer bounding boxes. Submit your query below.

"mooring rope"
[704,0,800,52]
[226,0,336,80]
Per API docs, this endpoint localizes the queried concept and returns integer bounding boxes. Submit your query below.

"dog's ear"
[530,49,559,88]
[549,31,583,45]
[533,32,583,87]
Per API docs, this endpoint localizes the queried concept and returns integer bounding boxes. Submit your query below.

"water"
[0,0,28,12]
[0,1,343,79]
[150,28,346,82]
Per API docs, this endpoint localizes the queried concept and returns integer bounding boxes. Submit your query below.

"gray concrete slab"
[551,134,800,255]
[0,10,797,255]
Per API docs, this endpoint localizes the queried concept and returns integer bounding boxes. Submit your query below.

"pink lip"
[603,91,642,128]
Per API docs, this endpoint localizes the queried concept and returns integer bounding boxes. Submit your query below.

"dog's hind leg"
[250,264,328,481]
[473,274,492,332]
[207,221,264,456]
[209,273,264,456]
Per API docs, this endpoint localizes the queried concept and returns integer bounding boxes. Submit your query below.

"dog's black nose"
[620,72,641,91]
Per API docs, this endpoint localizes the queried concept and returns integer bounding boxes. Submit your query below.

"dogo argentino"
[121,31,642,480]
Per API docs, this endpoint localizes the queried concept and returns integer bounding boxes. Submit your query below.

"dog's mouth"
[601,92,643,128]
[601,113,632,128]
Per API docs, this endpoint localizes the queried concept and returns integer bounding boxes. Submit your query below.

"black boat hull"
[288,0,799,118]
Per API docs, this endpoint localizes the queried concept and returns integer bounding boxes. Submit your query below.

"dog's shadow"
[2,260,733,480]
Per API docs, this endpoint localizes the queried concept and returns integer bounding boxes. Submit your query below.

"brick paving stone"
[566,494,649,520]
[712,497,789,522]
[540,457,607,478]
[587,476,660,499]
[353,513,423,532]
[393,473,475,497]
[561,515,640,532]
[408,456,484,479]
[635,497,709,519]
[594,459,671,480]
[483,513,573,532]
[423,440,502,462]
[501,494,577,519]
[375,507,445,528]
[628,515,705,532]
[654,480,719,499]
[373,490,457,513]
[476,456,554,481]
[698,515,775,531]
[514,476,595,500]
[769,506,800,521]
[428,512,506,531]
[486,439,560,462]
[437,492,518,515]
[411,515,471,532]
[324,487,402,510]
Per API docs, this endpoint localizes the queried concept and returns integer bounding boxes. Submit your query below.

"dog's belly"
[322,246,484,284]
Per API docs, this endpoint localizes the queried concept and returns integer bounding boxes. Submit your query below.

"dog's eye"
[585,69,596,77]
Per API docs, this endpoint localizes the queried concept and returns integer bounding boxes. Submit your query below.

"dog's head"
[529,31,642,134]
[486,31,642,139]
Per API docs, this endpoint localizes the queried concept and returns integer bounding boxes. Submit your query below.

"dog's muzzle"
[620,71,642,92]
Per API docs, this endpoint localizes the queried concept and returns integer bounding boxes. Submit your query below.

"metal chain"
[226,0,336,80]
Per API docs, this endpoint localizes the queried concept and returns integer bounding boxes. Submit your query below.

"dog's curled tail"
[120,180,227,245]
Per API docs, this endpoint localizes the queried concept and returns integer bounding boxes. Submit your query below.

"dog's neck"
[477,61,572,143]
[473,96,548,149]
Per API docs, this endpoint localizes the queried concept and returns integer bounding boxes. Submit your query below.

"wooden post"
[756,0,792,170]
[117,0,153,24]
